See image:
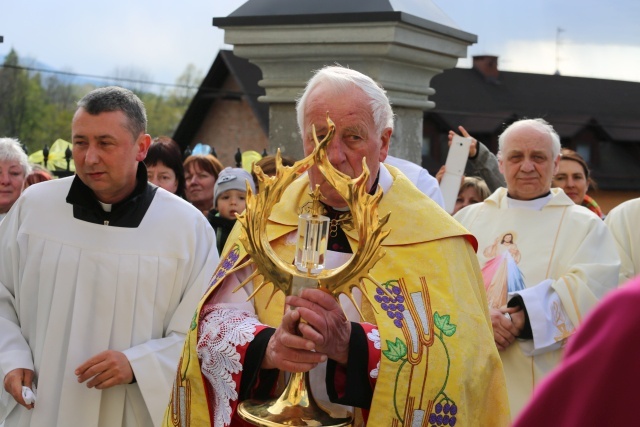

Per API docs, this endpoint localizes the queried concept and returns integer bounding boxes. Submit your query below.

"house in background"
[174,50,640,212]
[173,50,269,168]
[423,55,640,210]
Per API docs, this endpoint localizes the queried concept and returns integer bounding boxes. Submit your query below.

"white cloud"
[3,0,639,87]
[459,40,640,83]
[559,43,640,83]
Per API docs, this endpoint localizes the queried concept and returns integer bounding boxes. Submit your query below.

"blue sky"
[2,0,639,87]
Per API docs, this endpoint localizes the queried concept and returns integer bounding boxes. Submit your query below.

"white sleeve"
[508,280,574,356]
[384,156,445,208]
[123,216,220,427]
[0,199,35,379]
[605,202,639,284]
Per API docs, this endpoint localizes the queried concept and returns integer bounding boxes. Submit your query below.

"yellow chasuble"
[164,166,510,426]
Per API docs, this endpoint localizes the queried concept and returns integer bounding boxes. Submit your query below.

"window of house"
[576,141,591,163]
[422,136,431,158]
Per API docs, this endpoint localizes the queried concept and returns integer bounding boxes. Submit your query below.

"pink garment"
[513,275,640,426]
[481,241,524,309]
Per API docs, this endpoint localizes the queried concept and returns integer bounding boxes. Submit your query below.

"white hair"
[498,118,561,158]
[0,137,31,175]
[295,66,395,137]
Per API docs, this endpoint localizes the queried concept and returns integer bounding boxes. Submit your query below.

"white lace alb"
[198,305,262,427]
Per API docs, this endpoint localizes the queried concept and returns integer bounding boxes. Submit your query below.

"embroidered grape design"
[373,282,406,328]
[376,278,461,426]
[428,400,458,426]
[207,244,241,291]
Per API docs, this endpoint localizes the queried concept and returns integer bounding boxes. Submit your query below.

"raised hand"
[448,125,478,158]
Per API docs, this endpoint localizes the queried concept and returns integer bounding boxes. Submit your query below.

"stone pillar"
[215,16,476,163]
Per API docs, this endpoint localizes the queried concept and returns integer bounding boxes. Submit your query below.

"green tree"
[37,74,79,144]
[171,63,202,108]
[0,52,203,156]
[145,63,203,139]
[0,50,72,154]
[0,49,31,141]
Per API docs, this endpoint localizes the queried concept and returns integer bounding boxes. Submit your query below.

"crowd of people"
[0,66,638,427]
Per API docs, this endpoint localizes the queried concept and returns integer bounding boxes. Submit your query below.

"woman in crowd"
[145,136,186,198]
[436,166,491,216]
[453,176,491,215]
[0,137,30,221]
[183,153,224,216]
[552,148,604,218]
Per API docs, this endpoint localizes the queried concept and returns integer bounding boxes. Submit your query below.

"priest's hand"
[261,308,327,372]
[287,288,351,365]
[4,368,35,409]
[491,306,522,351]
[75,350,134,389]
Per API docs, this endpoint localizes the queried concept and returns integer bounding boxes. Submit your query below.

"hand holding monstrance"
[232,114,391,426]
[287,288,352,366]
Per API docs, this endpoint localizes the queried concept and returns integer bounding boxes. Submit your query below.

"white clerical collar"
[507,193,552,211]
[378,162,393,194]
[98,201,113,212]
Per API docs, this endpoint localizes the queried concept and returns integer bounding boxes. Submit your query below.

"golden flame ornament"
[234,114,391,426]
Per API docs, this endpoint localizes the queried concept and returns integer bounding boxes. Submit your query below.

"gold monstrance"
[233,115,391,427]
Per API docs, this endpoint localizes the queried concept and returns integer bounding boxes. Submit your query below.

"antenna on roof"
[555,27,565,76]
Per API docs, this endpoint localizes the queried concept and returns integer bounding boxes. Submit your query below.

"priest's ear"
[378,128,392,162]
[135,133,152,162]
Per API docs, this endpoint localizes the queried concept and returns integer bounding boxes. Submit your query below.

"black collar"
[321,171,380,254]
[66,163,157,227]
[321,171,380,215]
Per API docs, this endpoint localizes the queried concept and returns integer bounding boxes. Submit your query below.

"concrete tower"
[214,0,476,162]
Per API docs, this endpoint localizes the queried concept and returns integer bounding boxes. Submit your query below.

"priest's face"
[499,125,560,201]
[302,83,391,208]
[72,108,151,204]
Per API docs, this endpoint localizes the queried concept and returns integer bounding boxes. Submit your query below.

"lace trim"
[198,305,262,427]
[367,328,381,379]
[371,361,380,379]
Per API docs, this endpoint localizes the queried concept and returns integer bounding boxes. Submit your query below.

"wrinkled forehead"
[504,126,554,154]
[304,84,368,117]
[0,159,23,168]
